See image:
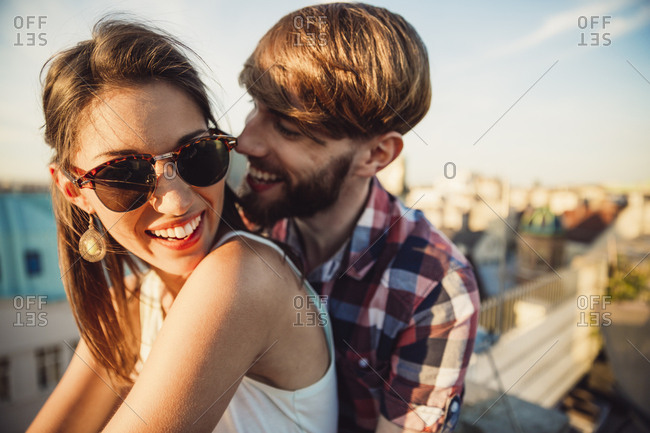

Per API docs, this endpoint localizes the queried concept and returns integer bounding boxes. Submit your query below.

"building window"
[25,251,43,277]
[25,251,42,277]
[0,357,9,401]
[35,345,62,390]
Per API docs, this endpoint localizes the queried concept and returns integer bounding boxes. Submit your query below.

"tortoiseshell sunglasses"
[63,130,237,212]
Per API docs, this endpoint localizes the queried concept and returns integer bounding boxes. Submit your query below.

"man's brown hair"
[239,2,431,141]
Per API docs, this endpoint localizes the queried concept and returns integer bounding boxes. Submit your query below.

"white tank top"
[135,231,338,432]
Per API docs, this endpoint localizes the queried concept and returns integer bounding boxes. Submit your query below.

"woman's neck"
[155,270,188,300]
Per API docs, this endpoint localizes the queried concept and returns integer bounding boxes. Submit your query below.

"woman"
[28,18,336,432]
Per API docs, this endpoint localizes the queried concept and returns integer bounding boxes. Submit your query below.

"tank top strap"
[214,230,304,278]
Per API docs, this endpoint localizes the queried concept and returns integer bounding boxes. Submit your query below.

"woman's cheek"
[101,214,143,249]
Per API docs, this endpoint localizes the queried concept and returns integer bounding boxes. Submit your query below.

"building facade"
[0,189,78,433]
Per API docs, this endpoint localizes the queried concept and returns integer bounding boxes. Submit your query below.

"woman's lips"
[148,213,202,239]
[145,211,205,251]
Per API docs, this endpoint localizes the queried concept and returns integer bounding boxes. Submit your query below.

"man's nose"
[236,108,268,158]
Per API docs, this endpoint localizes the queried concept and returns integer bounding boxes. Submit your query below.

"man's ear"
[49,163,95,214]
[356,131,403,178]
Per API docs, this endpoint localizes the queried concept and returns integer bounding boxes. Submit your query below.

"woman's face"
[71,81,224,278]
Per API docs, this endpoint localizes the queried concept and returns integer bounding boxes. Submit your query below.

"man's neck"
[293,177,372,273]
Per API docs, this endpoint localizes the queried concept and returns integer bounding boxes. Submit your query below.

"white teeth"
[174,226,186,238]
[249,166,280,183]
[149,213,202,240]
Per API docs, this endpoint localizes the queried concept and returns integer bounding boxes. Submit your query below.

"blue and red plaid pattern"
[271,178,480,432]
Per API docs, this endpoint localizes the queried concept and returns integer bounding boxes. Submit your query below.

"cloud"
[609,3,650,38]
[486,0,647,59]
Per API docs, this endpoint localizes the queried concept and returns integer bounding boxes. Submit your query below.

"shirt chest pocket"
[338,353,390,402]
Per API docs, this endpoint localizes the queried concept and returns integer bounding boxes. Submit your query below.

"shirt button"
[358,358,369,368]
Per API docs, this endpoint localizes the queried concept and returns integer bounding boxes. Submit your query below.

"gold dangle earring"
[79,214,106,262]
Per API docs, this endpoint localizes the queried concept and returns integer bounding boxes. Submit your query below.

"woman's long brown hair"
[41,18,244,386]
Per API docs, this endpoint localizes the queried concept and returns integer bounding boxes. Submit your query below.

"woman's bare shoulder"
[188,234,302,313]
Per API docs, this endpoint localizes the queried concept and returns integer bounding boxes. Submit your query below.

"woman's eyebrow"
[176,129,210,146]
[95,129,208,159]
[96,148,141,159]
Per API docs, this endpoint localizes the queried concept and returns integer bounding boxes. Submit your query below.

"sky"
[1,0,649,188]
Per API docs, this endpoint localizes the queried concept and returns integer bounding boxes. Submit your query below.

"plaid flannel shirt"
[270,178,480,432]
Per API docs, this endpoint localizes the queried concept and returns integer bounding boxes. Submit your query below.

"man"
[236,3,480,432]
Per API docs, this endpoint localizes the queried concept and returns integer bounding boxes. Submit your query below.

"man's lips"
[246,174,282,193]
[248,165,282,183]
[246,164,284,193]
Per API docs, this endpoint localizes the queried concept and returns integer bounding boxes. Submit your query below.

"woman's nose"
[149,160,193,215]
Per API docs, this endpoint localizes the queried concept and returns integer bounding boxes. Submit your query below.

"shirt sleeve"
[380,266,480,432]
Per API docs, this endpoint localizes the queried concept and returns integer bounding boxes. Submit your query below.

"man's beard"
[238,152,354,228]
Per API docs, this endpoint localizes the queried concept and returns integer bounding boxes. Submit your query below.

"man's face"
[236,100,359,227]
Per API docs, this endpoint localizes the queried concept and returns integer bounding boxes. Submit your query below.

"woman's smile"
[145,210,205,251]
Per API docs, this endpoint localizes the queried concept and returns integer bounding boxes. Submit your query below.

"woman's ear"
[50,163,95,214]
[355,131,404,178]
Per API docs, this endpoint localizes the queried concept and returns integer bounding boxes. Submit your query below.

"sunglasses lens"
[94,159,156,212]
[177,138,230,187]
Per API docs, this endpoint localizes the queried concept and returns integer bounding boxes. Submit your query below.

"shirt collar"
[277,177,394,282]
[342,176,394,280]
